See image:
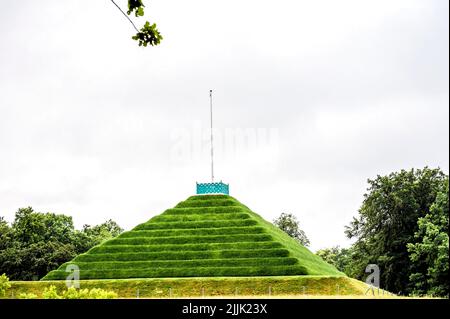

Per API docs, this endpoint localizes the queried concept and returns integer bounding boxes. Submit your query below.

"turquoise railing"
[196,182,229,195]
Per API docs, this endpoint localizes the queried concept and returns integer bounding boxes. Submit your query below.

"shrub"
[0,273,11,297]
[43,285,61,299]
[88,288,117,299]
[62,286,81,299]
[41,286,118,299]
[18,292,38,299]
[62,287,117,299]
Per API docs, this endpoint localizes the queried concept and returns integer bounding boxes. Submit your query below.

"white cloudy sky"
[0,0,448,251]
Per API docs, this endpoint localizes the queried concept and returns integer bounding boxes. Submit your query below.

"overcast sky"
[0,0,448,251]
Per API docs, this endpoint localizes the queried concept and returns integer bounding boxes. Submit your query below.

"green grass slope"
[9,276,394,298]
[42,195,343,280]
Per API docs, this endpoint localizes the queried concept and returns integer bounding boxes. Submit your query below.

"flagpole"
[210,90,214,182]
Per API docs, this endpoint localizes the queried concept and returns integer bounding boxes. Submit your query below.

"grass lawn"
[6,276,396,299]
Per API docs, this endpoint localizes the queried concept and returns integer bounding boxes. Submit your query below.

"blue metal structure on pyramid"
[196,181,229,195]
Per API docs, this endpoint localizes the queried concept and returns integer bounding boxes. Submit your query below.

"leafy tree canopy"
[316,246,352,274]
[0,208,123,281]
[345,167,447,295]
[273,212,310,247]
[407,178,449,297]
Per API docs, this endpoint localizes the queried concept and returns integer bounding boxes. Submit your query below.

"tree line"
[0,208,123,281]
[316,167,448,297]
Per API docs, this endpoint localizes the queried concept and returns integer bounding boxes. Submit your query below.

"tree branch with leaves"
[110,0,163,47]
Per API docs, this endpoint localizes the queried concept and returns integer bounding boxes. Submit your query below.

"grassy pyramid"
[43,195,343,280]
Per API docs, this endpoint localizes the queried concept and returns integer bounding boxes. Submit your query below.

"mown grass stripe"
[88,241,283,253]
[187,195,235,201]
[133,219,257,230]
[43,265,308,280]
[60,257,298,270]
[175,199,237,208]
[151,213,250,222]
[73,248,290,262]
[118,226,266,238]
[162,207,245,215]
[104,234,272,245]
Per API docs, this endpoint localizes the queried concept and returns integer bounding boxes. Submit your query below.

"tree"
[0,242,77,281]
[273,213,310,246]
[74,220,123,252]
[110,0,163,47]
[0,217,13,251]
[345,167,447,295]
[12,208,76,245]
[407,178,449,297]
[316,246,352,274]
[0,208,123,281]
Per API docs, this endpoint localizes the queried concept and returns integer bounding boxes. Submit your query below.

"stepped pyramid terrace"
[43,194,342,280]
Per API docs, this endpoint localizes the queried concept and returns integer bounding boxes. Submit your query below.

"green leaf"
[127,0,145,16]
[131,20,163,47]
